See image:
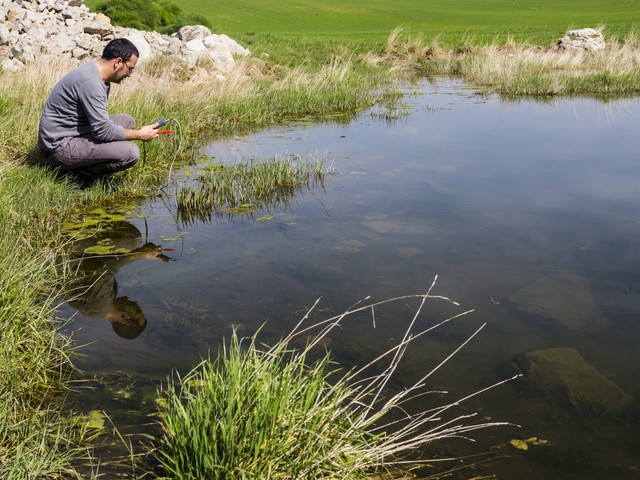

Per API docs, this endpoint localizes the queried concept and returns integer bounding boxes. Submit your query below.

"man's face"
[112,55,138,84]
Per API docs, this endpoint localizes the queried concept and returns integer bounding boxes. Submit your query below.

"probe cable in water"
[148,117,185,190]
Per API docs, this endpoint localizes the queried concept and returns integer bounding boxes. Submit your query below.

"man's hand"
[124,124,160,142]
[136,243,170,261]
[139,124,160,142]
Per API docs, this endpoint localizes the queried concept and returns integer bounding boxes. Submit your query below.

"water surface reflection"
[61,78,640,479]
[66,221,170,339]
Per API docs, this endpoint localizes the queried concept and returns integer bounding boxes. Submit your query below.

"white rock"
[0,24,10,45]
[218,33,250,56]
[1,57,24,71]
[25,24,48,43]
[18,18,34,32]
[557,28,605,52]
[0,0,248,76]
[182,38,209,68]
[66,23,83,36]
[177,25,212,42]
[75,32,97,50]
[10,37,40,63]
[6,6,26,22]
[25,9,46,23]
[72,47,90,60]
[208,46,234,72]
[60,7,83,18]
[81,19,113,36]
[124,29,152,63]
[46,33,76,54]
[94,12,110,25]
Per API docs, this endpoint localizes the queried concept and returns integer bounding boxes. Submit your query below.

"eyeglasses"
[121,59,135,74]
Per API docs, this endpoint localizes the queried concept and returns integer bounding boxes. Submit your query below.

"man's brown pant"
[45,114,140,178]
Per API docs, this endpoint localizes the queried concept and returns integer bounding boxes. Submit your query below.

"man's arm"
[79,67,159,143]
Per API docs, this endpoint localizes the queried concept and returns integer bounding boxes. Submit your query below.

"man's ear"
[119,313,132,325]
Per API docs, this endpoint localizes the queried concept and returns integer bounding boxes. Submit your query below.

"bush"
[160,13,213,35]
[94,0,211,35]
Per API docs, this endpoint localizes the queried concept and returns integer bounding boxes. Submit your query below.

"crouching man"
[38,38,160,182]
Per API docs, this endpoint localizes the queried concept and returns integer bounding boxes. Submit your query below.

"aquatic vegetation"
[149,279,517,479]
[83,245,130,255]
[62,206,135,240]
[510,437,550,451]
[177,154,330,224]
[70,410,108,432]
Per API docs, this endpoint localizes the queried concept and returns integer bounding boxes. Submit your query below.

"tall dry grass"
[377,27,640,95]
[458,30,640,95]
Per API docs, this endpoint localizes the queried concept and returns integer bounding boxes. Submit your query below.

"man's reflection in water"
[67,221,169,339]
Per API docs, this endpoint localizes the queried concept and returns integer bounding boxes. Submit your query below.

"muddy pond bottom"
[59,78,640,479]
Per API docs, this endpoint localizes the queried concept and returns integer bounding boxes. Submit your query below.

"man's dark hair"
[111,296,147,340]
[102,38,139,61]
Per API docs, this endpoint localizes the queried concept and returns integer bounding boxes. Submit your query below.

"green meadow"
[88,0,639,45]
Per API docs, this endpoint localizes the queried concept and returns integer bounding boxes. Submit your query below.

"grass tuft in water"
[177,154,330,224]
[149,279,517,479]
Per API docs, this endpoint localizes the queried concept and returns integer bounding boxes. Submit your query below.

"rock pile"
[0,0,250,72]
[557,28,605,52]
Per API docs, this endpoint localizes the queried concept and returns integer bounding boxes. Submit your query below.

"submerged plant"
[150,278,517,479]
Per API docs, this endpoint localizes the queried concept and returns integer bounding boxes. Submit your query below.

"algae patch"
[62,206,135,240]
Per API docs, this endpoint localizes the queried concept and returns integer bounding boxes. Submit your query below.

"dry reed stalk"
[274,275,519,473]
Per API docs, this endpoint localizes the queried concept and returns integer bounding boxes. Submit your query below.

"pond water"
[59,78,640,479]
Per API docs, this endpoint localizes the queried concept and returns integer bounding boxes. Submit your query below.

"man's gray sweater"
[38,61,126,152]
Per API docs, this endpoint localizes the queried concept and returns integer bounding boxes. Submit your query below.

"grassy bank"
[0,166,92,478]
[377,28,640,96]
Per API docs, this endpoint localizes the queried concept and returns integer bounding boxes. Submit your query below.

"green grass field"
[87,0,640,45]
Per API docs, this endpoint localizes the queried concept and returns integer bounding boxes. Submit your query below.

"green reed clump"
[153,334,378,479]
[150,281,517,479]
[177,154,329,222]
